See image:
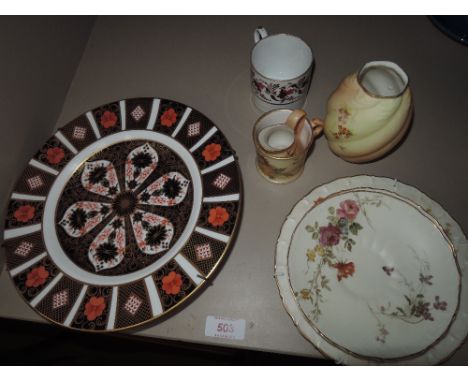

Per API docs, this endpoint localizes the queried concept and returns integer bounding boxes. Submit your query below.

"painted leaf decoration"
[130,210,174,255]
[59,201,112,238]
[88,217,126,272]
[81,160,120,197]
[138,172,189,207]
[125,143,158,191]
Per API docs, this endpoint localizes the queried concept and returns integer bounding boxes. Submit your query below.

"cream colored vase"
[324,61,413,163]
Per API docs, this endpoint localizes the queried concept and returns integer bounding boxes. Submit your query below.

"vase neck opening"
[358,61,408,98]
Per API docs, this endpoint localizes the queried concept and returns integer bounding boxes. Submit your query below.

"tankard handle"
[254,27,268,44]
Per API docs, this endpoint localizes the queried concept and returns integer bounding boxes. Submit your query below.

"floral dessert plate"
[275,175,468,365]
[3,97,242,331]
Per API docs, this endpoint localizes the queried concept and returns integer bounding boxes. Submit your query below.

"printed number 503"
[205,316,245,340]
[217,323,234,333]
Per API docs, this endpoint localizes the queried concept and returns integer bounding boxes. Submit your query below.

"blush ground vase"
[323,61,413,163]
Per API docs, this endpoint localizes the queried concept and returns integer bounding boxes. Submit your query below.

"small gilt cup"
[253,109,323,184]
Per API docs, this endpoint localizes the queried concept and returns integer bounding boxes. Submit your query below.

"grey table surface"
[1,16,468,364]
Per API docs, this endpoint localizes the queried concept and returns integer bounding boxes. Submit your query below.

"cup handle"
[285,109,307,156]
[254,27,268,44]
[311,118,324,138]
[285,109,307,131]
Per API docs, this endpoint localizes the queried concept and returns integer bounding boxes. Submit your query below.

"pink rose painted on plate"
[319,224,341,246]
[337,199,360,221]
[300,198,366,320]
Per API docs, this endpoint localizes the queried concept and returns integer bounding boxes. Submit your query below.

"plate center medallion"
[113,191,138,216]
[55,140,193,277]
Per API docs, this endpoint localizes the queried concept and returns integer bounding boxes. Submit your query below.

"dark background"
[0,317,333,365]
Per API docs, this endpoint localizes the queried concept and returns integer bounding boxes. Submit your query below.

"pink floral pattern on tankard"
[250,27,313,107]
[251,73,310,105]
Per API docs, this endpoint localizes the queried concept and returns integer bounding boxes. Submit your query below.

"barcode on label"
[205,315,246,341]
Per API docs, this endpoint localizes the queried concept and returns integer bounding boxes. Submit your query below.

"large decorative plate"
[3,97,242,331]
[275,176,468,365]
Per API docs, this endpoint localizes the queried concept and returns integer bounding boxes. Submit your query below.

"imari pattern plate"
[3,98,242,331]
[275,176,468,365]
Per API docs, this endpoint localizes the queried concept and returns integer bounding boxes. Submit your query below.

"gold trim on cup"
[253,109,298,159]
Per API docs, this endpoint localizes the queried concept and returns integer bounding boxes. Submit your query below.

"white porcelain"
[251,27,313,112]
[275,175,468,365]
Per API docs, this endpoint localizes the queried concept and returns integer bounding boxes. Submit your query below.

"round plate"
[275,175,468,365]
[3,97,242,331]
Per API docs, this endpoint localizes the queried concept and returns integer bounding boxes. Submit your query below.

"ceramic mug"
[253,109,323,184]
[323,61,413,163]
[251,27,314,112]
